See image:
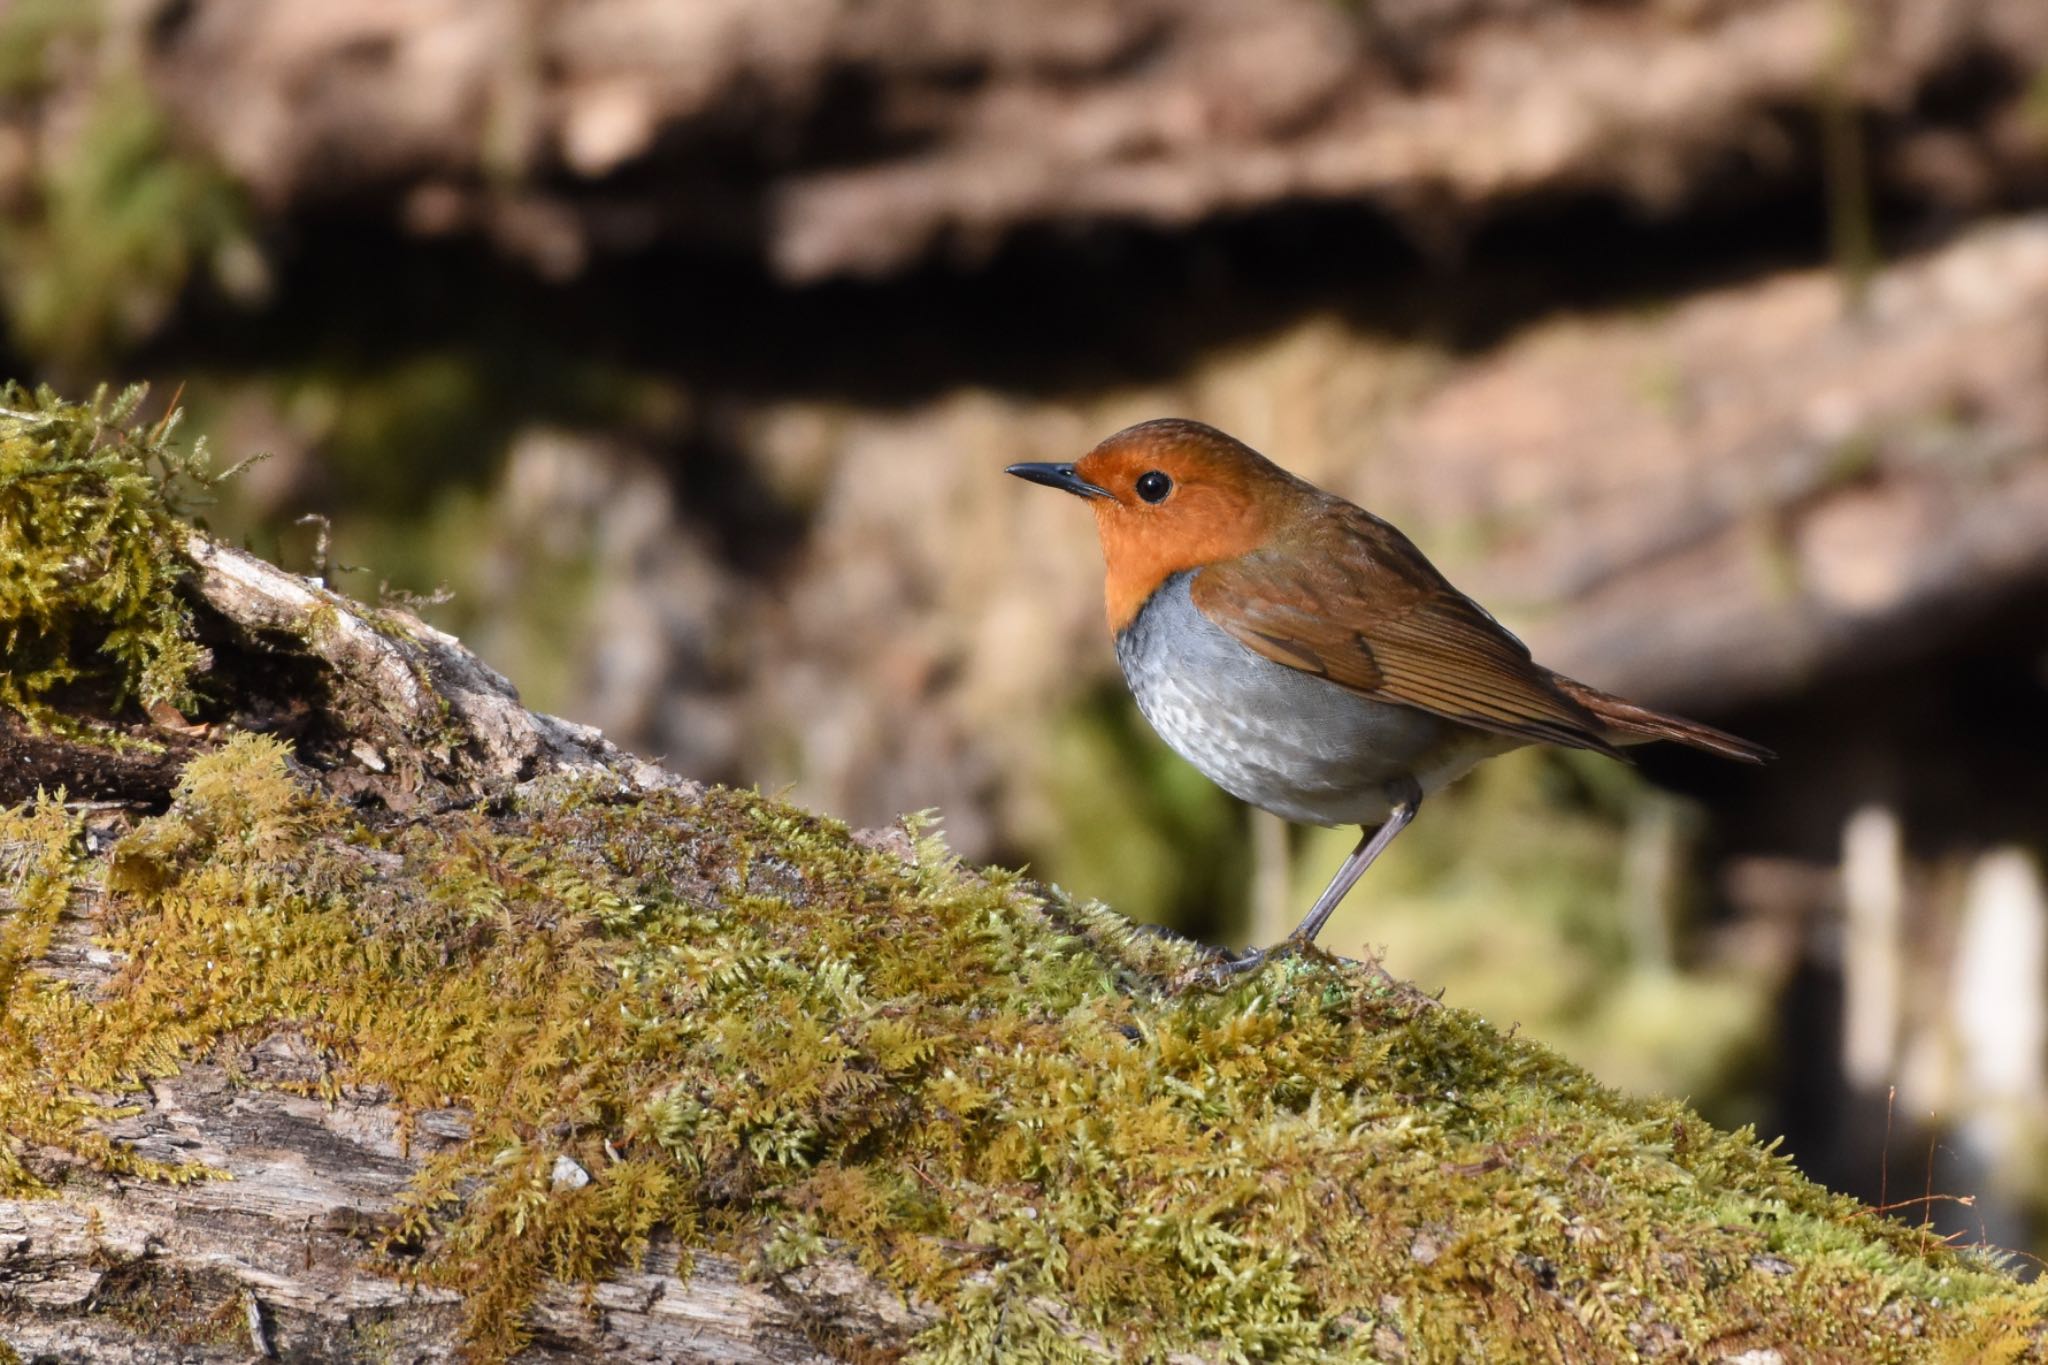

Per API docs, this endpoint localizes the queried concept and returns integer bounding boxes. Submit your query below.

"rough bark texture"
[3,1046,927,1364]
[178,535,680,808]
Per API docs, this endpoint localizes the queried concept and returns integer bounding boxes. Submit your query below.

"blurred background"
[4,0,2047,1258]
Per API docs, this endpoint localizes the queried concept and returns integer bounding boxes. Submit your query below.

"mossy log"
[3,388,2048,1362]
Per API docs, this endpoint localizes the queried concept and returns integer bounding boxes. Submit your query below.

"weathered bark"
[178,535,681,807]
[3,1055,928,1364]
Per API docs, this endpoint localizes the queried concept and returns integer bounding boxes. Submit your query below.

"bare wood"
[1,1079,931,1364]
[172,536,688,810]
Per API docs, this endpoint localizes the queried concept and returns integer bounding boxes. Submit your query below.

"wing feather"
[1189,509,1623,757]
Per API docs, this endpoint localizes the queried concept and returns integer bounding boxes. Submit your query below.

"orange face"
[1010,418,1287,632]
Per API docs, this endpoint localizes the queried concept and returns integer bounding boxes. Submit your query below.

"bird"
[1008,418,1771,979]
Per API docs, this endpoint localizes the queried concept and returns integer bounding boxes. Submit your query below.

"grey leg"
[1213,782,1423,979]
[1285,793,1420,948]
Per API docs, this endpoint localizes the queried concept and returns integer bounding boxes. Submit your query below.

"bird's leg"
[1287,789,1421,950]
[1214,781,1423,979]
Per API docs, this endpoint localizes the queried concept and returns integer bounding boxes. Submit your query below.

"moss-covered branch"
[1,391,2045,1362]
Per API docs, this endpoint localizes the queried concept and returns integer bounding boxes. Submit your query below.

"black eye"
[1135,470,1172,503]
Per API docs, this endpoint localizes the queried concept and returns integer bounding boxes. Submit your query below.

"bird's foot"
[1222,943,1274,974]
[1184,939,1299,990]
[1178,945,1261,991]
[1181,937,1437,1003]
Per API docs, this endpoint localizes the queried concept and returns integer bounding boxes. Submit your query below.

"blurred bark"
[21,0,2046,280]
[1388,216,2048,712]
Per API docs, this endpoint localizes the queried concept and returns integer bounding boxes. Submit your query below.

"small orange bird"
[1009,418,1771,977]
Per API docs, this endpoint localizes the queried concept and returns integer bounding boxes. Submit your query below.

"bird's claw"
[1184,940,1297,990]
[1220,944,1272,975]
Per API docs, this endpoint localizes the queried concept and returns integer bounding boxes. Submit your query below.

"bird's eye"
[1135,470,1173,503]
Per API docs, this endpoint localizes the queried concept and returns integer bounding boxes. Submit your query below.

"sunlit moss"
[0,793,193,1189]
[3,737,2045,1361]
[3,387,2046,1360]
[0,383,224,722]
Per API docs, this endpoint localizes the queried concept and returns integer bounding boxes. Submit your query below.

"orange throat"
[1095,499,1269,634]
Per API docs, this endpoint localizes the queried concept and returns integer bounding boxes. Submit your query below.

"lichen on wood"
[2,390,2047,1361]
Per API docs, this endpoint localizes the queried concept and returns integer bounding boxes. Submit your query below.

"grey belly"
[1114,573,1499,826]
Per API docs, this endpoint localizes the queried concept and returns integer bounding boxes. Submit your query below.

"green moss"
[0,791,192,1189]
[0,385,2041,1359]
[0,383,227,723]
[4,737,2046,1362]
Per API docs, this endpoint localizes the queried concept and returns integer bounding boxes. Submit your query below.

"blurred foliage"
[1033,686,1247,935]
[0,0,97,97]
[0,78,250,371]
[271,351,668,515]
[1311,747,1773,1116]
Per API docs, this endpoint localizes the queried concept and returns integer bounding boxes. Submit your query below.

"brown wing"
[1189,507,1624,757]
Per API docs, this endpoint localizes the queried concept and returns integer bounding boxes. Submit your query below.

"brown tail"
[1551,676,1774,764]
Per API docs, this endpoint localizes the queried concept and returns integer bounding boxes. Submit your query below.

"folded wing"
[1189,507,1625,758]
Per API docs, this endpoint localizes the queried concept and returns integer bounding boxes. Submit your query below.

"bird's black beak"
[1005,462,1112,500]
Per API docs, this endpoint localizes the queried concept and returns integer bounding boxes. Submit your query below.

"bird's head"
[1008,418,1302,631]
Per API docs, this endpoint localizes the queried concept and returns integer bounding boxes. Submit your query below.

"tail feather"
[1549,675,1774,765]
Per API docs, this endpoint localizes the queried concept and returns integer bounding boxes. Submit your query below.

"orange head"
[1007,418,1307,632]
